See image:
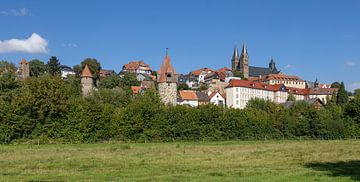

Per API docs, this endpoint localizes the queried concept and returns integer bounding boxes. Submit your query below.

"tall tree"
[0,61,16,73]
[29,59,46,77]
[287,94,296,101]
[74,58,101,79]
[336,82,349,105]
[331,82,341,88]
[46,56,61,76]
[354,89,360,97]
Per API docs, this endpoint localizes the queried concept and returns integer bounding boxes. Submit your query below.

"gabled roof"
[227,79,286,92]
[191,67,214,76]
[209,92,226,100]
[264,73,304,82]
[196,92,209,102]
[157,54,177,83]
[81,64,93,78]
[309,87,338,95]
[286,87,310,95]
[179,90,198,100]
[123,60,151,71]
[249,66,279,77]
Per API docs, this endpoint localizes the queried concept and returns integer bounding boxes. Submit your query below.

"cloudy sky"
[0,0,359,91]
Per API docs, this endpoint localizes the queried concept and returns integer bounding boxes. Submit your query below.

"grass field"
[0,140,359,181]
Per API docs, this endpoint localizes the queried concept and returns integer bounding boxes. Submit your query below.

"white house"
[60,65,76,79]
[209,92,226,106]
[226,79,288,109]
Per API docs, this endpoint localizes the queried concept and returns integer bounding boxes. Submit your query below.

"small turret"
[81,64,94,97]
[18,58,30,80]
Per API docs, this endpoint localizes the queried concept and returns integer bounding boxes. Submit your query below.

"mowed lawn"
[0,140,359,181]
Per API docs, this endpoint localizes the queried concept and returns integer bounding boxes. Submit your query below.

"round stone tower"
[81,64,94,97]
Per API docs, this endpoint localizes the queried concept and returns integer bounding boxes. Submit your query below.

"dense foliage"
[0,69,359,143]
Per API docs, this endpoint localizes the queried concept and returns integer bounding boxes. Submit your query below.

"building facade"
[226,79,288,109]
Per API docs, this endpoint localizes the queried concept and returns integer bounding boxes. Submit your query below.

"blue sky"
[0,0,359,91]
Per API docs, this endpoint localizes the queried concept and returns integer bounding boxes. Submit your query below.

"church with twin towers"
[231,43,280,79]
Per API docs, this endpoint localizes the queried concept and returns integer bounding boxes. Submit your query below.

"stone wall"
[81,77,94,97]
[158,82,177,105]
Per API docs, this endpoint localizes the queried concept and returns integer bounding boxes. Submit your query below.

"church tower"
[239,43,249,79]
[18,59,30,80]
[231,47,240,72]
[157,49,178,105]
[81,64,94,97]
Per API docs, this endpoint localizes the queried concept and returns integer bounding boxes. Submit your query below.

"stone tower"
[157,49,178,105]
[18,59,30,80]
[231,47,240,72]
[239,43,249,79]
[81,64,94,97]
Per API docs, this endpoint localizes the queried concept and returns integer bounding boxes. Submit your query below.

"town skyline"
[1,0,360,91]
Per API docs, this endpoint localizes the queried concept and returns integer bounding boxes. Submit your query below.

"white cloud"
[349,82,360,91]
[1,8,29,16]
[62,43,78,48]
[0,33,48,54]
[346,61,356,67]
[285,64,292,68]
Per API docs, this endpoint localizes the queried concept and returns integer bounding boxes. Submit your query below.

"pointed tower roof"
[157,49,177,83]
[241,43,248,55]
[81,64,93,78]
[20,58,28,64]
[232,47,239,58]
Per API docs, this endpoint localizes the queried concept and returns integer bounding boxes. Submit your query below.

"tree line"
[0,58,359,143]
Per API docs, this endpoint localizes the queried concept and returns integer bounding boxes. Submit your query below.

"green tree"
[233,70,245,79]
[76,58,101,80]
[98,74,121,89]
[0,61,16,73]
[178,83,190,91]
[0,71,19,94]
[337,82,349,105]
[197,83,208,91]
[29,59,46,77]
[287,94,296,101]
[331,82,341,88]
[119,72,140,88]
[354,89,360,97]
[46,56,61,76]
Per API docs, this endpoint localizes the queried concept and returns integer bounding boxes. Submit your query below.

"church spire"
[241,43,248,55]
[232,47,239,58]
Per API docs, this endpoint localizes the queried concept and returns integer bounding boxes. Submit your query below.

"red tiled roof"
[179,90,198,100]
[264,73,304,82]
[123,61,151,71]
[217,67,231,73]
[309,87,338,95]
[81,64,93,78]
[157,55,177,83]
[227,79,285,91]
[19,59,28,64]
[191,68,214,76]
[286,87,310,95]
[131,86,142,94]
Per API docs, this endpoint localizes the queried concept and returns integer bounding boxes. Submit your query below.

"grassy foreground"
[0,140,359,181]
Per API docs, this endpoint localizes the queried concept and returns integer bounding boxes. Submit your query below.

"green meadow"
[0,140,359,181]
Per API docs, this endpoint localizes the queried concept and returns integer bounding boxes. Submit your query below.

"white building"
[226,79,288,109]
[60,65,76,79]
[260,73,306,89]
[209,92,226,106]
